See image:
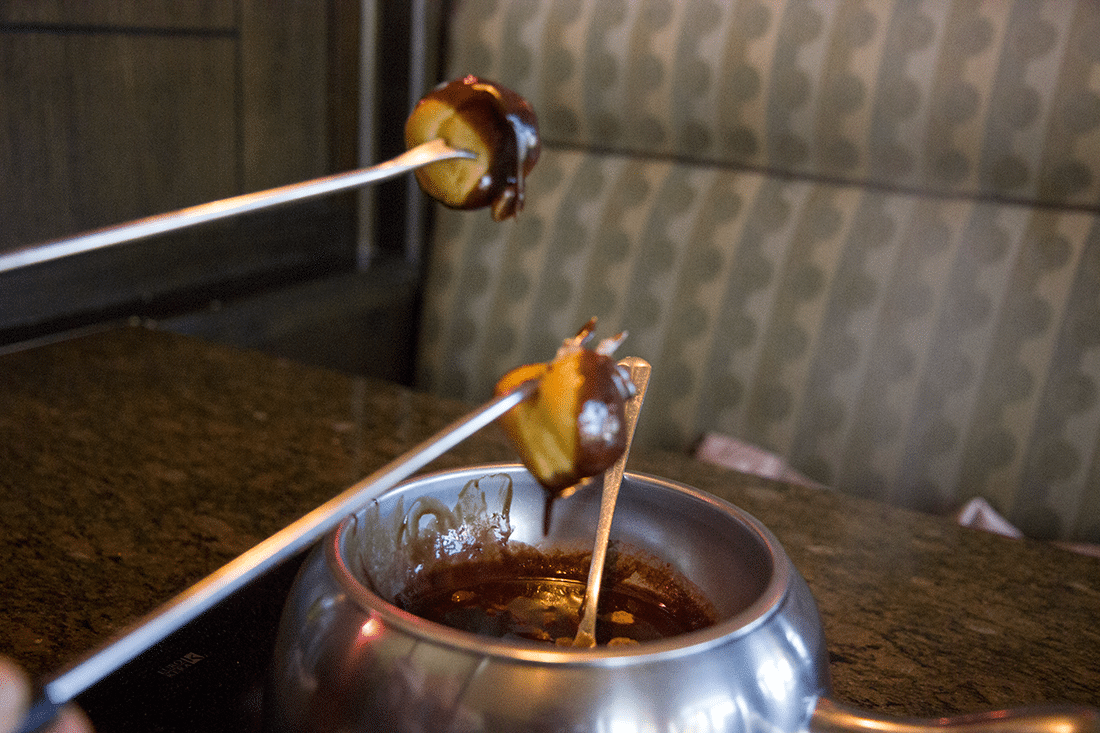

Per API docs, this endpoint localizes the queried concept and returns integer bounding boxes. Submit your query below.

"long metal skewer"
[17,377,536,733]
[572,357,651,647]
[0,139,472,274]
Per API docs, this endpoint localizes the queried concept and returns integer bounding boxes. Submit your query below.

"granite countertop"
[2,326,1098,724]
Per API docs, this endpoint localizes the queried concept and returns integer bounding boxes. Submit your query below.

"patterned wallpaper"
[446,0,1100,206]
[417,0,1100,542]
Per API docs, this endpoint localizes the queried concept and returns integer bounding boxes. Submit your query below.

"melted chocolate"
[395,548,716,646]
[494,321,633,495]
[569,349,629,479]
[408,75,540,220]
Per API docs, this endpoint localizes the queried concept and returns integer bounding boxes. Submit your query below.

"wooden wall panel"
[0,1,233,29]
[0,32,238,249]
[240,0,328,191]
[0,0,362,341]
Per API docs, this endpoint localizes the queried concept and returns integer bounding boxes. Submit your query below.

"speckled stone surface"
[2,327,1098,721]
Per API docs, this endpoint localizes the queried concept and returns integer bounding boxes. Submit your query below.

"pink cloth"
[693,433,824,490]
[694,433,1100,558]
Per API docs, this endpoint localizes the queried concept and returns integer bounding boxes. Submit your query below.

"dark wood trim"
[0,0,365,344]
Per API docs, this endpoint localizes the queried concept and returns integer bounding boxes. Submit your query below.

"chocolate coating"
[405,75,540,220]
[495,330,632,495]
[569,349,629,479]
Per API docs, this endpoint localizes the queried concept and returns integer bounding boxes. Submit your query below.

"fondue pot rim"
[326,462,795,667]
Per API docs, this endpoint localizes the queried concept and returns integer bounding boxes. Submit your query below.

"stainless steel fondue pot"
[265,464,1098,733]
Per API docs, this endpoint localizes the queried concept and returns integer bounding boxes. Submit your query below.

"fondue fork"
[572,356,651,647]
[16,378,537,733]
[0,139,473,273]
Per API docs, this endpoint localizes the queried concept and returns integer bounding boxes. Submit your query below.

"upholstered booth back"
[415,0,1100,542]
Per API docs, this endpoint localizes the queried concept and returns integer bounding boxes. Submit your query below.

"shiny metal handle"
[811,697,1100,733]
[573,356,651,646]
[0,139,472,274]
[17,379,536,733]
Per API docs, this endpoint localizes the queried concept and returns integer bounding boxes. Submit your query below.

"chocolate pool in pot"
[266,465,829,733]
[394,548,717,646]
[351,470,717,647]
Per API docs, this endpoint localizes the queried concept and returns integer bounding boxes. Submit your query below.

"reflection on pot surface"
[266,464,830,733]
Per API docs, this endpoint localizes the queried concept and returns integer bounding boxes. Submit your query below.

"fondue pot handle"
[810,697,1100,733]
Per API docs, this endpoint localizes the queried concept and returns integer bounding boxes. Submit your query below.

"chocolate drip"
[407,75,540,220]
